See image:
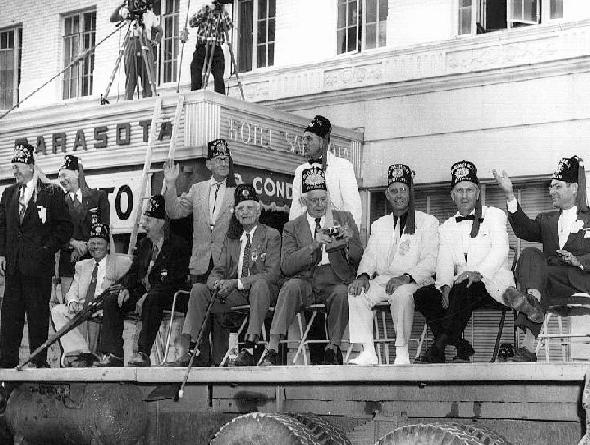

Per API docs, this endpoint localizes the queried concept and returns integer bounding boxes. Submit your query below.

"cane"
[178,288,220,399]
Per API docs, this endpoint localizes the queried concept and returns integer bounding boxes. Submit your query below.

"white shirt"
[306,214,329,265]
[209,178,226,225]
[237,226,257,289]
[68,189,82,203]
[94,256,108,298]
[20,177,35,207]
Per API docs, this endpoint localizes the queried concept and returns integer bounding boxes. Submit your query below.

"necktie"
[241,233,251,278]
[455,215,484,223]
[313,218,323,264]
[308,158,323,165]
[72,194,81,209]
[83,262,99,309]
[314,217,322,236]
[211,182,222,219]
[145,244,159,289]
[18,186,26,223]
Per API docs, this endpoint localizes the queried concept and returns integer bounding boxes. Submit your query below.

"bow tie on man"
[455,215,484,223]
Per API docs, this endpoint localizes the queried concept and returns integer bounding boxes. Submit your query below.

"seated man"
[51,223,131,367]
[414,161,516,363]
[95,195,190,367]
[494,155,590,361]
[169,184,281,367]
[262,166,363,366]
[348,164,438,365]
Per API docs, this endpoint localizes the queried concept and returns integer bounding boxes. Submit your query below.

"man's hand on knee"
[348,275,370,296]
[386,275,412,295]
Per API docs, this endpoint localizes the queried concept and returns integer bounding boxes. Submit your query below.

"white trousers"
[348,279,418,347]
[51,304,100,356]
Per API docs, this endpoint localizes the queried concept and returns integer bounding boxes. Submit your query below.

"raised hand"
[492,169,515,201]
[163,159,180,184]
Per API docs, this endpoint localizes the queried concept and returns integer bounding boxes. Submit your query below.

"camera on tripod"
[126,0,152,22]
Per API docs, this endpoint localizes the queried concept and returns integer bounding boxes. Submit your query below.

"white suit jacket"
[164,179,235,275]
[289,151,362,227]
[357,211,439,286]
[435,205,515,302]
[65,254,132,305]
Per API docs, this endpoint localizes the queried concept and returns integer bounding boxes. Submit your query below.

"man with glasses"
[163,138,236,365]
[493,156,590,362]
[347,164,439,365]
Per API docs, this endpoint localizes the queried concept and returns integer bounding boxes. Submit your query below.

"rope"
[0,21,126,121]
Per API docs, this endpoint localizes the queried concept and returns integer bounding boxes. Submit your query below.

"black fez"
[11,143,35,165]
[235,184,259,205]
[89,223,110,241]
[388,164,414,187]
[451,160,479,189]
[305,115,332,139]
[60,154,79,171]
[553,156,581,183]
[302,166,327,194]
[207,139,231,159]
[144,195,166,220]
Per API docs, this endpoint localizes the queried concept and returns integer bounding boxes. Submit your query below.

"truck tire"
[211,412,321,445]
[287,412,352,445]
[375,423,485,445]
[443,422,512,445]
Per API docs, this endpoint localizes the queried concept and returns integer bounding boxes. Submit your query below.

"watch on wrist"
[402,273,414,283]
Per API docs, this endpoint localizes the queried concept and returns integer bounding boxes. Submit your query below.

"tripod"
[102,19,158,103]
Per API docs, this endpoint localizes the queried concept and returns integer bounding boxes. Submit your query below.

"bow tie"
[308,158,323,165]
[455,215,484,223]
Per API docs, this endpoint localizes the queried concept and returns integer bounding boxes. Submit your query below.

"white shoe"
[348,349,378,366]
[393,347,410,365]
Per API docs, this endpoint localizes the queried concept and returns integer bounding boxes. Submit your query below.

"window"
[158,0,180,84]
[508,0,539,26]
[0,26,22,110]
[337,0,388,54]
[63,10,96,100]
[236,0,275,73]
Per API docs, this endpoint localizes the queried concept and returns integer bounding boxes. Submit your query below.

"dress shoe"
[415,345,445,364]
[323,346,343,365]
[349,349,378,366]
[502,287,545,323]
[259,349,279,366]
[128,352,151,367]
[393,346,410,365]
[453,338,475,363]
[24,361,50,369]
[232,349,256,367]
[69,353,99,368]
[93,353,123,367]
[164,351,209,367]
[506,347,537,362]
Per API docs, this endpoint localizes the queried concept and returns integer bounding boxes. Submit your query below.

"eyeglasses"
[307,197,328,206]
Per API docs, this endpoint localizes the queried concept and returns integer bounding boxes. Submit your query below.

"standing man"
[171,184,281,367]
[186,0,233,94]
[51,223,132,367]
[348,164,439,365]
[289,115,362,228]
[413,161,515,363]
[0,143,72,368]
[57,155,110,300]
[262,166,363,366]
[493,156,590,362]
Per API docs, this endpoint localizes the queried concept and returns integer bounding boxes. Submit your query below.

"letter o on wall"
[115,185,133,220]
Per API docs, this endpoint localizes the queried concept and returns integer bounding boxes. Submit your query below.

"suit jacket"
[358,210,439,286]
[125,233,191,298]
[290,152,362,227]
[281,209,363,284]
[65,254,133,305]
[0,180,72,277]
[164,179,235,275]
[64,188,110,242]
[436,205,514,302]
[207,224,281,290]
[508,203,590,270]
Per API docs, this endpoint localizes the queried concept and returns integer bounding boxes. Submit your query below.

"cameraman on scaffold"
[110,0,162,100]
[184,0,233,95]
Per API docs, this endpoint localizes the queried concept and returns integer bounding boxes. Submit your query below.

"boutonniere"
[398,239,411,256]
[37,206,47,224]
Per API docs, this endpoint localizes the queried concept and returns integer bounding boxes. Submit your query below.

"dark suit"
[509,203,590,312]
[270,210,363,346]
[0,180,72,367]
[182,224,281,364]
[59,188,110,277]
[99,233,190,358]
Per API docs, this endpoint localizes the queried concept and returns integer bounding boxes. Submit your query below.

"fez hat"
[235,184,259,205]
[144,195,166,220]
[302,166,327,194]
[12,143,35,165]
[207,139,231,160]
[60,155,79,171]
[553,156,588,211]
[305,115,332,139]
[89,223,110,241]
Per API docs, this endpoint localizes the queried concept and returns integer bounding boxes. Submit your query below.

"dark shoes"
[233,349,256,367]
[416,345,445,364]
[64,353,100,368]
[453,339,475,363]
[259,349,279,367]
[505,347,537,362]
[128,352,151,367]
[93,353,124,367]
[164,351,209,367]
[323,346,343,365]
[502,287,545,323]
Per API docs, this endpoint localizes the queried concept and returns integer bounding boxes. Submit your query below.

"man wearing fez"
[262,166,363,366]
[0,144,72,368]
[91,196,190,367]
[289,115,362,228]
[494,156,590,362]
[57,155,110,301]
[413,161,515,363]
[51,223,132,367]
[170,184,281,367]
[348,164,439,365]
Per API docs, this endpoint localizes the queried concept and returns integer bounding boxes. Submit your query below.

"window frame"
[0,25,22,110]
[62,8,97,100]
[157,0,180,85]
[233,0,276,73]
[337,0,388,55]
